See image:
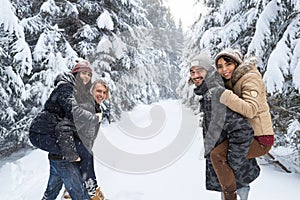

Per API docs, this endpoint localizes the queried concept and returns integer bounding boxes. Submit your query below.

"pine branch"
[266,152,291,173]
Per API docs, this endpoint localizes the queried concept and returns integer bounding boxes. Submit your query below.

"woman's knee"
[210,148,227,162]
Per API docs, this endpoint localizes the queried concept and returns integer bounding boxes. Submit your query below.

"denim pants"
[31,133,97,196]
[75,139,97,182]
[42,160,90,200]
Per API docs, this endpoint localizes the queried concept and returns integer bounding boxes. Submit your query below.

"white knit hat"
[190,50,213,71]
[215,48,243,67]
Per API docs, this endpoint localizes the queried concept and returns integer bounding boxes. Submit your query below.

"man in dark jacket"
[189,51,260,200]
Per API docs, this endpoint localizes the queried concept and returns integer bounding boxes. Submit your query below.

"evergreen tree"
[178,0,300,172]
[0,0,32,157]
[0,0,182,157]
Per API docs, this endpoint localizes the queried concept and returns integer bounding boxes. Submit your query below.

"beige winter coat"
[219,63,274,136]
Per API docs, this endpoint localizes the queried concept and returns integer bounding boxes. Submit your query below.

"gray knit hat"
[190,50,213,71]
[215,48,243,67]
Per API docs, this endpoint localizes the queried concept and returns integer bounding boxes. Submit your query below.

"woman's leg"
[246,139,271,159]
[29,133,61,155]
[52,160,90,200]
[42,161,64,200]
[221,186,250,200]
[211,139,270,200]
[210,140,237,200]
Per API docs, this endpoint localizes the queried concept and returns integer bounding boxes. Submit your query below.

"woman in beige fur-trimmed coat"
[209,48,274,200]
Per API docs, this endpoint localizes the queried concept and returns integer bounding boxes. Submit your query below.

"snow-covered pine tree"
[0,0,183,157]
[178,0,300,172]
[0,0,32,157]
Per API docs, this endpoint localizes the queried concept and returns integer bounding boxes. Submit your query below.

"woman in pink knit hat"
[29,58,106,200]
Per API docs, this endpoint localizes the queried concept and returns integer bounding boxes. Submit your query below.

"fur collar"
[227,63,257,87]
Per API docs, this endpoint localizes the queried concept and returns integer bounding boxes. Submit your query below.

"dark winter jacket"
[29,72,79,161]
[194,70,260,191]
[29,72,99,160]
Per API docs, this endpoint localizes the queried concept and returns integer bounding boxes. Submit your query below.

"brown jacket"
[219,63,274,136]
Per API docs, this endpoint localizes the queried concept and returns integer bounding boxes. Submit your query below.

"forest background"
[0,0,299,172]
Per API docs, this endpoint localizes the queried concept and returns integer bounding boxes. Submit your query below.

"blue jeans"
[31,133,97,195]
[76,139,97,182]
[42,160,90,200]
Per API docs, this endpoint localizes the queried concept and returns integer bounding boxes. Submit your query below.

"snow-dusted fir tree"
[0,0,183,156]
[0,0,32,157]
[91,0,183,116]
[178,0,300,172]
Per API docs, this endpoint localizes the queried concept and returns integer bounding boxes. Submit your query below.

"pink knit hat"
[72,58,92,74]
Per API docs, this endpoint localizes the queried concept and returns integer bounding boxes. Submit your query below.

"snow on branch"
[97,10,114,31]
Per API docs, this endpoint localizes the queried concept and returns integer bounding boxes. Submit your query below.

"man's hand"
[96,113,102,123]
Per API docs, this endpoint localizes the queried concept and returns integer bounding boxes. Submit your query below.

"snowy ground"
[1,100,299,200]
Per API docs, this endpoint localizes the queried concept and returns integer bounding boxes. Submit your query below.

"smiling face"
[189,66,207,86]
[79,71,92,85]
[216,57,237,80]
[92,83,107,104]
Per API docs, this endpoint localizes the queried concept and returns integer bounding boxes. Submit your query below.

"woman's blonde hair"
[90,79,110,100]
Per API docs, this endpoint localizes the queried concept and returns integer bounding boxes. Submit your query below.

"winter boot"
[237,186,250,200]
[90,187,105,200]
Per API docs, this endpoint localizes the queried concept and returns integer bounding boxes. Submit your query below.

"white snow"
[247,0,280,62]
[97,10,114,31]
[40,0,60,16]
[0,100,299,200]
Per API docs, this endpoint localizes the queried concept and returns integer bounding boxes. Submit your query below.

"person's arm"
[56,84,76,120]
[55,119,80,162]
[72,102,100,125]
[219,73,261,119]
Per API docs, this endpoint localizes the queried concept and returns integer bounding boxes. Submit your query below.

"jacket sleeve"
[56,84,76,120]
[55,119,79,161]
[224,110,254,171]
[72,103,99,125]
[219,74,261,119]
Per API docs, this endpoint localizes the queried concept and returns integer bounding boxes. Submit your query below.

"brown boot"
[91,187,105,200]
[223,191,237,200]
[62,188,71,199]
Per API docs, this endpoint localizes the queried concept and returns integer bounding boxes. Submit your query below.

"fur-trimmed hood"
[230,63,257,86]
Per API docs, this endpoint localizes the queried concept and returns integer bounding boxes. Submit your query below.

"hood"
[54,72,76,87]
